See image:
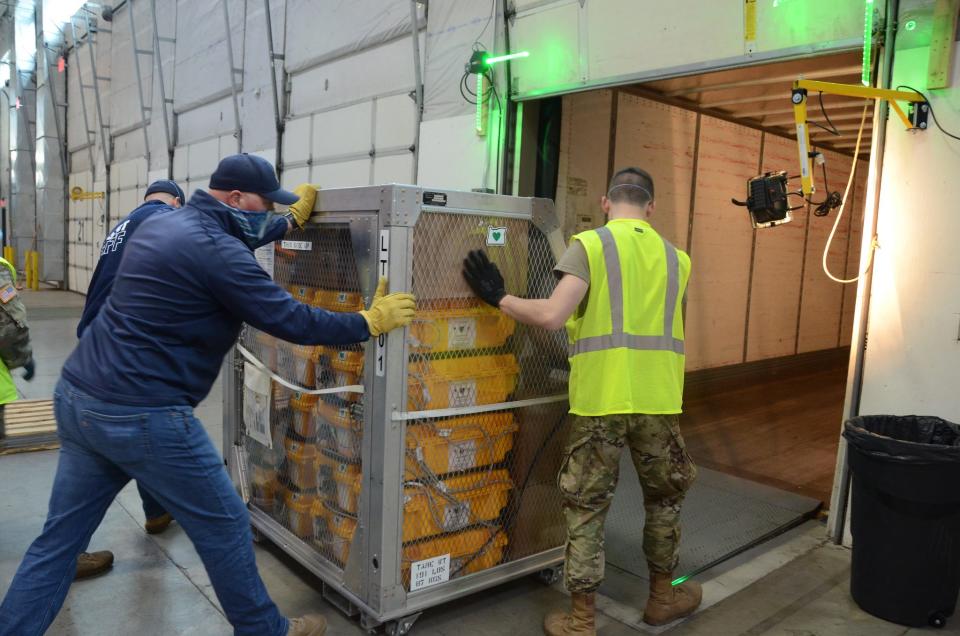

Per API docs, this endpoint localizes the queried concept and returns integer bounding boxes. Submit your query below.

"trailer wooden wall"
[555,91,868,371]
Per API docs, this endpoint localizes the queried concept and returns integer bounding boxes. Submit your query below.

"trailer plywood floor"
[681,349,849,506]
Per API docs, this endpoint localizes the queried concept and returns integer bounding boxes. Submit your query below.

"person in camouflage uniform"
[464,167,701,636]
[0,256,34,408]
[559,414,696,593]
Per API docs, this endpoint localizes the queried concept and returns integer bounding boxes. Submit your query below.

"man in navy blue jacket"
[0,154,413,636]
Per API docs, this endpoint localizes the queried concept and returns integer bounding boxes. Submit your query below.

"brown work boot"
[643,572,702,625]
[543,592,596,635]
[287,614,327,636]
[74,551,114,580]
[145,512,173,535]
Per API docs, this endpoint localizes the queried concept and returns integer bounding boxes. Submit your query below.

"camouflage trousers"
[558,413,697,593]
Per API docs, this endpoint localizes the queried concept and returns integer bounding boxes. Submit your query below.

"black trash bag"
[844,415,960,463]
[845,414,960,629]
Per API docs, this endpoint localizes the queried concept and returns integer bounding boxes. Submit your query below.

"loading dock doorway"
[512,50,873,583]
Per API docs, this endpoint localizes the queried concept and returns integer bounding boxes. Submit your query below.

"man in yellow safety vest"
[463,167,700,635]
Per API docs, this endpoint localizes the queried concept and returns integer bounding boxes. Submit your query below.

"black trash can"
[844,415,960,629]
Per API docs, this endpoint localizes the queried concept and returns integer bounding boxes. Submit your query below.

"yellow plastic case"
[253,332,278,371]
[277,344,320,387]
[402,469,513,543]
[282,488,319,539]
[405,413,518,477]
[410,300,516,352]
[331,470,362,515]
[284,440,319,491]
[290,402,320,439]
[408,355,520,411]
[250,463,280,513]
[316,289,364,312]
[401,527,508,589]
[313,500,357,566]
[317,399,362,459]
[290,390,320,411]
[287,284,322,306]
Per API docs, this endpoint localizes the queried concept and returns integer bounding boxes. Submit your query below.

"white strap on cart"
[236,344,365,395]
[393,394,567,421]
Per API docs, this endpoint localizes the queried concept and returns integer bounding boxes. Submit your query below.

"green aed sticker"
[486,226,506,246]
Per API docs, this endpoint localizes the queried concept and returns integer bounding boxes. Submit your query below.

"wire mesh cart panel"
[223,185,569,633]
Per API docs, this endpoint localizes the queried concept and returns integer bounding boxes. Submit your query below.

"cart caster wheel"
[537,566,562,586]
[929,612,947,629]
[385,612,421,635]
[250,524,267,544]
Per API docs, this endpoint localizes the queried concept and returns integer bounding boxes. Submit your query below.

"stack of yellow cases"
[307,289,365,568]
[402,299,520,589]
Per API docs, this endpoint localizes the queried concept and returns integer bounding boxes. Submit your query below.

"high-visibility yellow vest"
[565,219,691,416]
[0,257,18,404]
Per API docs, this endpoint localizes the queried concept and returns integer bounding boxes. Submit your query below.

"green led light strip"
[485,51,530,66]
[862,0,874,86]
[476,73,485,135]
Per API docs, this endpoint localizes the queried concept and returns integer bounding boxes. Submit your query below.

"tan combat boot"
[543,592,596,636]
[643,572,702,625]
[74,551,114,580]
[287,614,327,636]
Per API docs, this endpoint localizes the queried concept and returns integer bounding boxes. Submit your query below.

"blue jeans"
[0,378,288,636]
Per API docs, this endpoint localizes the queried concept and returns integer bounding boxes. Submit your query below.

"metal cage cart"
[223,185,571,634]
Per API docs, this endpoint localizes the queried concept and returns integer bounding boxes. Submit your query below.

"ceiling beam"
[701,86,864,109]
[665,65,863,97]
[735,102,871,118]
[761,110,873,126]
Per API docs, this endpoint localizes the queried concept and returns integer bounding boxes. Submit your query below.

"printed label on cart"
[243,362,272,449]
[410,554,450,591]
[486,226,507,246]
[443,502,471,531]
[447,317,477,349]
[448,380,477,408]
[448,439,478,472]
[280,240,312,251]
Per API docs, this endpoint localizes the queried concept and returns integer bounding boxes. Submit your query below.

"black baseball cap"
[209,153,299,205]
[144,179,185,203]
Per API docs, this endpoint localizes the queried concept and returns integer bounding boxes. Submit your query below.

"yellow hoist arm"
[792,79,927,196]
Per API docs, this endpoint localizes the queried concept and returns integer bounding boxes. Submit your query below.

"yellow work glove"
[288,183,319,228]
[359,277,416,337]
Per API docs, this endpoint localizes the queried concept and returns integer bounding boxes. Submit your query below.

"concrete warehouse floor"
[0,290,952,635]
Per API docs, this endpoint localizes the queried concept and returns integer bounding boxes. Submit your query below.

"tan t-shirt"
[553,239,590,284]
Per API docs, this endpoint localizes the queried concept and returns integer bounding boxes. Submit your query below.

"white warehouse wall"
[21,0,870,290]
[858,21,960,420]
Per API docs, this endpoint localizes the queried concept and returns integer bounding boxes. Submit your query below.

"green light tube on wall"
[484,51,530,66]
[862,0,874,86]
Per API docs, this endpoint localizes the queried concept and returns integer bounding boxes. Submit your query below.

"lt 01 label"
[376,230,389,377]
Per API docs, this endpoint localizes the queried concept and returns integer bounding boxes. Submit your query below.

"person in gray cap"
[0,154,412,636]
[69,179,189,581]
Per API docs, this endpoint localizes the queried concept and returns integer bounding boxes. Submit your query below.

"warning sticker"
[448,439,478,472]
[410,554,450,592]
[448,380,478,408]
[447,317,477,349]
[443,502,471,531]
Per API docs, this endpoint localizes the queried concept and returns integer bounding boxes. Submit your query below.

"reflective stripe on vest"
[569,226,684,357]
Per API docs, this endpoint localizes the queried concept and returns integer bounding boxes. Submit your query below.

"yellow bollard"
[24,252,32,289]
[30,251,40,290]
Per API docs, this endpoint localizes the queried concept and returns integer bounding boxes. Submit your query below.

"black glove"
[22,358,35,382]
[463,250,507,307]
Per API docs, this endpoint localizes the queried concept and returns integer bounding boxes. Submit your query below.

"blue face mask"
[227,208,276,249]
